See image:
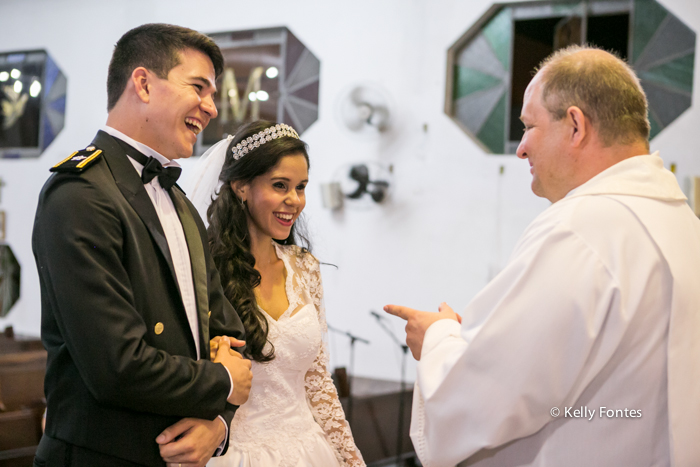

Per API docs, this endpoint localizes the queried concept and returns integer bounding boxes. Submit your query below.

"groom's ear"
[231,181,247,201]
[131,67,151,104]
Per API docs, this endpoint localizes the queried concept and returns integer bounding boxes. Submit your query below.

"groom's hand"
[156,417,225,467]
[210,335,245,360]
[384,302,460,360]
[213,342,252,405]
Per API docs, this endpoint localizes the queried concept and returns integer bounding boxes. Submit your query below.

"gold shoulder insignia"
[50,147,103,173]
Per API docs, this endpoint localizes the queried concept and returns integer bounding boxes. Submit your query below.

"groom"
[32,24,251,466]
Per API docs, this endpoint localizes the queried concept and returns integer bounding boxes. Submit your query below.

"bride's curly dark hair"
[207,120,311,363]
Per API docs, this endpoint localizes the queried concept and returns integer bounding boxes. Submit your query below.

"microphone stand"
[370,311,410,464]
[327,324,369,425]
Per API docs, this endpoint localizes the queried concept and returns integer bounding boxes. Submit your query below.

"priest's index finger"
[384,304,411,320]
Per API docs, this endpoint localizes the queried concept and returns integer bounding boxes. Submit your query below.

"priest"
[385,46,700,467]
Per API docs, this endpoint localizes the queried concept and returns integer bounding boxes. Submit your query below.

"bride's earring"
[231,182,247,211]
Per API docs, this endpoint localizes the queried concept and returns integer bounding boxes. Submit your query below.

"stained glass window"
[0,244,20,317]
[0,50,66,158]
[198,27,320,155]
[446,0,696,154]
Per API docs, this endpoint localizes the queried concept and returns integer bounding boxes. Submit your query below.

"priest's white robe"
[411,154,700,467]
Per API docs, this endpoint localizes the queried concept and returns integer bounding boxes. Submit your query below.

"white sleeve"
[301,257,365,467]
[304,344,365,466]
[411,225,620,467]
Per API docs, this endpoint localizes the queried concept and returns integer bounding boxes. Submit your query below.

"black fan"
[345,164,390,202]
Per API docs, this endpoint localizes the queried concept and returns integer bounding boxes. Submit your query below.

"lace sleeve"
[298,254,366,467]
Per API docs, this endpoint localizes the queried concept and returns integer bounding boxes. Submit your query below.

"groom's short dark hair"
[106,23,223,111]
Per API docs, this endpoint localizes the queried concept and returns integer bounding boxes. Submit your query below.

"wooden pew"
[0,346,46,466]
[0,350,46,412]
[0,407,43,466]
[0,328,44,355]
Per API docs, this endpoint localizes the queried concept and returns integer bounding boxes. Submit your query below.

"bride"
[185,120,365,467]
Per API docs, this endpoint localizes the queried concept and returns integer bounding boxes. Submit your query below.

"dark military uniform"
[32,130,244,466]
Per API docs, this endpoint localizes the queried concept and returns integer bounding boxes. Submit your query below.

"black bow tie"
[141,157,182,190]
[110,137,182,190]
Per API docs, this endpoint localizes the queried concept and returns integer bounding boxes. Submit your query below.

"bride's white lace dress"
[208,243,365,467]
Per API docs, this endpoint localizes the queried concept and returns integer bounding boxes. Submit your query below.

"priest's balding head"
[517,46,651,203]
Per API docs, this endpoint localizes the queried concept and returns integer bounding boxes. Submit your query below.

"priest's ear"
[566,105,589,148]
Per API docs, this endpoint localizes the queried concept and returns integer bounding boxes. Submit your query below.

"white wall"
[1,0,699,382]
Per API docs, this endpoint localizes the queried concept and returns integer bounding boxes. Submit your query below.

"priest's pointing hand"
[384,302,461,360]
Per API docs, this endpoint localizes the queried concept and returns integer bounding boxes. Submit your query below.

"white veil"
[181,135,233,227]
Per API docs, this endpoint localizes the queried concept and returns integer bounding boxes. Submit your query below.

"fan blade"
[370,186,387,202]
[350,87,365,105]
[346,185,366,199]
[369,105,390,130]
[349,164,370,184]
[370,180,389,188]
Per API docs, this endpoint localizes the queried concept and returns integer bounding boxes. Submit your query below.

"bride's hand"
[210,335,245,360]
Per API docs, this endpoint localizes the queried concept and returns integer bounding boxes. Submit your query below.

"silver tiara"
[231,123,300,160]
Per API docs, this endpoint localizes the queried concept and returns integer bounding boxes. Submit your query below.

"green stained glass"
[446,0,694,151]
[453,65,503,100]
[477,92,507,153]
[639,52,694,94]
[483,8,512,72]
[632,0,668,63]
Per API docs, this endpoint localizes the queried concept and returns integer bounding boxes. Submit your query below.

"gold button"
[208,311,211,318]
[154,322,164,335]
